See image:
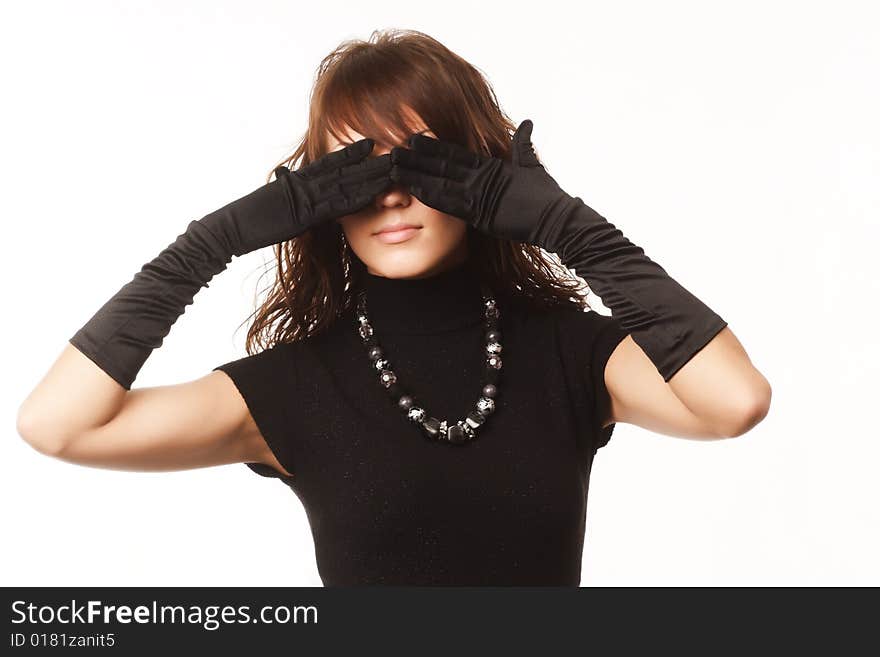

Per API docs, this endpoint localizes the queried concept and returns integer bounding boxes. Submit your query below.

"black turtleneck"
[214,258,629,586]
[359,257,485,335]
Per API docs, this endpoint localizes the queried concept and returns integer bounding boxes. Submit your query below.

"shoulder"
[538,303,628,349]
[212,310,356,382]
[212,339,296,377]
[536,304,630,451]
[550,304,629,379]
[496,295,626,345]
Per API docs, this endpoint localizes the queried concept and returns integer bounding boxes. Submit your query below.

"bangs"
[317,66,428,152]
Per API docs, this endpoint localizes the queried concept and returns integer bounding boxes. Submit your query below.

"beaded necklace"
[355,286,503,444]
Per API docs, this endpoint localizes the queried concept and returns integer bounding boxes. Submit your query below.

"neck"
[358,257,486,335]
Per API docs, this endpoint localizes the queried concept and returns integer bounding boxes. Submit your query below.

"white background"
[2,1,877,586]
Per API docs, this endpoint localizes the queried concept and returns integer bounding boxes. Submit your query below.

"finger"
[312,176,394,221]
[343,151,393,180]
[406,134,483,169]
[298,137,375,179]
[511,119,539,167]
[317,153,392,193]
[512,119,533,145]
[390,164,473,219]
[390,146,470,182]
[348,176,396,210]
[339,171,393,200]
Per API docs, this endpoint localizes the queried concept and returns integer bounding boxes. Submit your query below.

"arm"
[17,347,291,476]
[602,328,771,439]
[390,120,772,438]
[16,139,390,474]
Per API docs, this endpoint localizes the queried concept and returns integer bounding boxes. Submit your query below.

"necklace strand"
[355,285,503,444]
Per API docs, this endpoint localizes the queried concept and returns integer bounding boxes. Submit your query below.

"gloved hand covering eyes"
[207,139,393,257]
[389,120,728,382]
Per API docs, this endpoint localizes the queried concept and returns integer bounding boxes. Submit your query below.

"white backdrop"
[2,0,877,586]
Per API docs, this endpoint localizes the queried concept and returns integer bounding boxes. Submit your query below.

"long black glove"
[70,139,392,389]
[390,120,727,382]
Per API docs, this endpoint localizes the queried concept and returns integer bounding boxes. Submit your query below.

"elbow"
[720,380,772,438]
[16,408,69,458]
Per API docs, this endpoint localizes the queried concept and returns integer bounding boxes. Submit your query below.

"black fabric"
[213,258,628,585]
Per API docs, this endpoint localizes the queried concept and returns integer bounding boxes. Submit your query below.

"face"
[327,121,469,279]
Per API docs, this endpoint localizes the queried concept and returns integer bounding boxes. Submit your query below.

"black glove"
[70,139,392,389]
[390,120,727,382]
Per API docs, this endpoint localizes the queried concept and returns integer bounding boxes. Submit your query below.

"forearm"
[67,171,296,391]
[18,219,236,453]
[21,139,387,448]
[551,198,774,434]
[550,196,728,382]
[69,218,234,389]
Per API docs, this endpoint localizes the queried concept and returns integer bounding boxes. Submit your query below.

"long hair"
[240,28,594,354]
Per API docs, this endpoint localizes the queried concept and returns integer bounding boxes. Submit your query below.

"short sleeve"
[555,307,629,454]
[212,343,297,480]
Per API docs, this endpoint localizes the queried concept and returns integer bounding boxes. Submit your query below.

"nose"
[366,142,409,208]
[375,178,410,209]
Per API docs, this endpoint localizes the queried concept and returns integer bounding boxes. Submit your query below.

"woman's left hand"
[389,119,575,249]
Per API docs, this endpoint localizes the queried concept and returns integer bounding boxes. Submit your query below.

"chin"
[365,257,440,280]
[355,247,460,280]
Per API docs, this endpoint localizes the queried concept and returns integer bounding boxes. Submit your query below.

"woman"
[17,29,771,585]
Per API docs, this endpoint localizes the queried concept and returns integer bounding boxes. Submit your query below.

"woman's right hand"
[201,137,392,258]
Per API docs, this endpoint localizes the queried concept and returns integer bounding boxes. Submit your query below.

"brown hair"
[240,28,593,354]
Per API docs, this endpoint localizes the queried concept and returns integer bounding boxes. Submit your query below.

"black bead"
[485,367,499,384]
[387,382,403,398]
[466,411,486,427]
[422,417,441,438]
[447,423,466,444]
[398,395,415,411]
[486,330,501,342]
[482,384,497,398]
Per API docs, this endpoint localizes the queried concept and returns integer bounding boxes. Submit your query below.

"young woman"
[17,29,771,586]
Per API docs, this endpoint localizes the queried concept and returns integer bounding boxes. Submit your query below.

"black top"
[213,257,628,585]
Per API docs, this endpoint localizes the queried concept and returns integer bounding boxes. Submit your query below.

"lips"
[374,222,421,235]
[373,222,422,244]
